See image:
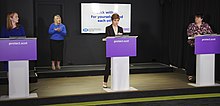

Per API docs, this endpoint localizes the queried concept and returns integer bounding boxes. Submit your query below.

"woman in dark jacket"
[103,13,123,88]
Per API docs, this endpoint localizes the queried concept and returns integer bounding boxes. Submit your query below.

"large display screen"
[81,3,131,34]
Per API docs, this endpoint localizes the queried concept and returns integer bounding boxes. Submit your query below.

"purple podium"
[188,35,220,87]
[0,38,37,99]
[103,36,138,92]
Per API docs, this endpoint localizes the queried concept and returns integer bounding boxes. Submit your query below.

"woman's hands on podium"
[102,38,106,41]
[117,33,123,35]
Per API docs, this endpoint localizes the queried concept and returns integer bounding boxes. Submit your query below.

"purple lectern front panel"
[0,39,37,61]
[106,37,137,57]
[195,36,220,54]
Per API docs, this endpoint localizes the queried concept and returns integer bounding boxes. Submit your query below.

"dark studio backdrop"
[0,0,220,80]
[0,0,163,67]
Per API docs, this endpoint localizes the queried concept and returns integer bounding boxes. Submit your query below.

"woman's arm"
[60,25,67,36]
[186,24,195,46]
[206,24,213,34]
[105,27,110,37]
[48,24,55,35]
[20,26,26,36]
[187,24,194,37]
[0,27,5,38]
[120,27,124,34]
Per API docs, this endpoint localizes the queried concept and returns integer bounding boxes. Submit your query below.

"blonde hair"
[6,12,19,30]
[54,15,62,24]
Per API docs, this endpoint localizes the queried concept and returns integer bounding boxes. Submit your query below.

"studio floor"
[1,71,193,98]
[1,70,220,105]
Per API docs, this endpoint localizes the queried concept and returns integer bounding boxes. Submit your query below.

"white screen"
[81,3,131,33]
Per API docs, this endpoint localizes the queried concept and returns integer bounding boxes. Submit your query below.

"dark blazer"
[105,25,123,37]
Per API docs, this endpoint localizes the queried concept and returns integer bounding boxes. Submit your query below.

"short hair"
[195,13,204,19]
[111,13,120,21]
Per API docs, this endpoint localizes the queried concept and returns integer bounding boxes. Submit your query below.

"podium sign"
[0,38,37,61]
[106,37,136,57]
[195,36,220,54]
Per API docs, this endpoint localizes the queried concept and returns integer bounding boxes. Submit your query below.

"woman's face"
[195,16,203,24]
[10,13,19,23]
[112,19,119,26]
[54,16,61,24]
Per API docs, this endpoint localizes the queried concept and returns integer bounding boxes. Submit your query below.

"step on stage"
[0,62,172,84]
[36,62,174,78]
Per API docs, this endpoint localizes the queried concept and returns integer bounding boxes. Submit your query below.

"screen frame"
[80,2,132,35]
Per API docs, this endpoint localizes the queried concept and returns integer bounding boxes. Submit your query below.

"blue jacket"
[48,23,67,40]
[0,26,25,38]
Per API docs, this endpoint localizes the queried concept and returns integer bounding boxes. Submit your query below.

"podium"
[0,38,37,99]
[189,35,220,87]
[104,36,138,92]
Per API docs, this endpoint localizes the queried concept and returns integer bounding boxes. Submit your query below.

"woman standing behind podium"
[1,12,25,37]
[48,15,67,70]
[103,13,123,88]
[0,12,25,71]
[186,13,213,82]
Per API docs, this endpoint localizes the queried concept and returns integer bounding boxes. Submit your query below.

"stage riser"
[0,71,38,85]
[36,63,174,78]
[37,68,173,78]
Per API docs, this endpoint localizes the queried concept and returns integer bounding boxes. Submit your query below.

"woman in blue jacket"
[0,12,25,71]
[48,15,67,70]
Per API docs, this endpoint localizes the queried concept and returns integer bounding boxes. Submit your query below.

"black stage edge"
[0,86,219,105]
[0,70,38,85]
[36,63,174,78]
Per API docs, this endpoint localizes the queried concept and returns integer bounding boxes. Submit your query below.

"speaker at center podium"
[103,36,138,92]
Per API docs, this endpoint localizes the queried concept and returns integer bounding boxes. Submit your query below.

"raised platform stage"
[0,73,220,105]
[36,63,174,78]
[0,70,37,84]
[0,63,220,106]
[0,62,173,84]
[0,62,220,105]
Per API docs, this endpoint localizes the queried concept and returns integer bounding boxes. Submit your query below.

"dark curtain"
[161,0,220,80]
